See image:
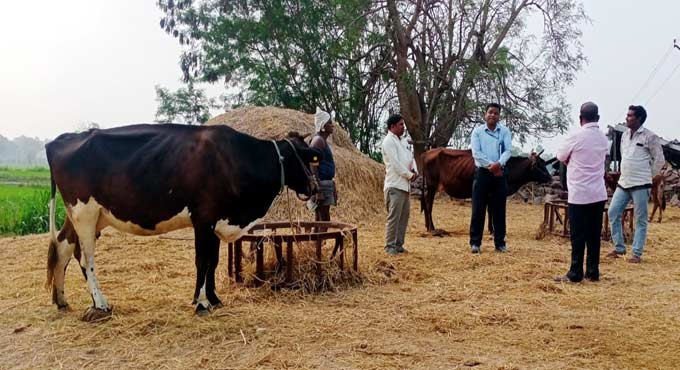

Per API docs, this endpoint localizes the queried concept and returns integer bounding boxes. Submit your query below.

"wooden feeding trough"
[226,221,358,286]
[541,200,634,241]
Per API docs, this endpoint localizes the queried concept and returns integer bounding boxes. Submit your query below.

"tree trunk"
[431,93,467,148]
[386,0,427,170]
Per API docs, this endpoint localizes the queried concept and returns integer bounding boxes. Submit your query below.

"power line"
[630,45,673,103]
[645,61,680,105]
[643,40,680,105]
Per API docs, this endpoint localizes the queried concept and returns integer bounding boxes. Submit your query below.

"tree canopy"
[158,0,587,159]
[154,83,220,124]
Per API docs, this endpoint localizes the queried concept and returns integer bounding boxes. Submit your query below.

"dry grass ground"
[1,200,679,370]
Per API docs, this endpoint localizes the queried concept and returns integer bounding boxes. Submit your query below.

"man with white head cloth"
[308,107,337,224]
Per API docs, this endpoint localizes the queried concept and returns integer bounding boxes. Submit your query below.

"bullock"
[420,148,554,232]
[649,174,666,222]
[595,171,665,222]
[561,163,620,194]
[565,168,666,222]
[604,171,621,194]
[45,124,320,320]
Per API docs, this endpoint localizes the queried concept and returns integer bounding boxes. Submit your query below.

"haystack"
[206,106,385,225]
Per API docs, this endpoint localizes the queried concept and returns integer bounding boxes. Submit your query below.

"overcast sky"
[1,1,679,153]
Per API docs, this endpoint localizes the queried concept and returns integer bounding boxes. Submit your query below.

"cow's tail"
[420,171,427,214]
[49,173,57,241]
[46,172,58,290]
[419,153,427,214]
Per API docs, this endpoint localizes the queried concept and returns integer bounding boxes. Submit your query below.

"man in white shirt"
[607,105,665,263]
[381,114,418,256]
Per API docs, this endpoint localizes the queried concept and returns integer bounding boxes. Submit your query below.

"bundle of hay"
[206,106,385,225]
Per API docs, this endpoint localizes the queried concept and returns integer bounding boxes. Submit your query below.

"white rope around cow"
[271,140,286,194]
[271,139,302,235]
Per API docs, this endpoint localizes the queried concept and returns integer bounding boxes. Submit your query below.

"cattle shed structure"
[608,123,680,169]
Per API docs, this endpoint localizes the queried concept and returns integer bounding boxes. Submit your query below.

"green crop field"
[0,167,65,236]
[0,166,52,186]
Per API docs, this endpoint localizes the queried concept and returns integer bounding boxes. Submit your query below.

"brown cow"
[601,172,665,222]
[649,174,666,222]
[604,171,621,194]
[559,163,620,194]
[420,148,554,232]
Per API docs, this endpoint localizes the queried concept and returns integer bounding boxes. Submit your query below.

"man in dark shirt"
[308,108,337,222]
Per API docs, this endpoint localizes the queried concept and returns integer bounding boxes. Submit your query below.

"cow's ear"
[286,131,302,140]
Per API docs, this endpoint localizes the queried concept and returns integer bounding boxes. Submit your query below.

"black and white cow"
[45,124,319,320]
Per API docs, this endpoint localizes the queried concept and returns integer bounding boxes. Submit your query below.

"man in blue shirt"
[469,103,512,253]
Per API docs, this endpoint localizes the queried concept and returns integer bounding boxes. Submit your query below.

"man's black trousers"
[567,201,606,282]
[470,168,507,248]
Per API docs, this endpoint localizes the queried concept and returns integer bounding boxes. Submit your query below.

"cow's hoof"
[431,229,449,237]
[212,302,224,309]
[81,306,112,323]
[208,297,223,309]
[195,304,210,317]
[57,303,70,312]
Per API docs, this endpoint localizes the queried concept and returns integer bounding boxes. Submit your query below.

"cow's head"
[528,150,553,184]
[604,171,621,192]
[506,150,554,194]
[279,132,321,197]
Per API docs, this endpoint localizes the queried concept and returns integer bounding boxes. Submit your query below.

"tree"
[155,83,220,124]
[383,0,585,166]
[158,0,391,152]
[158,0,586,160]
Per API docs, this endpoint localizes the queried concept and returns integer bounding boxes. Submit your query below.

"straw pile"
[3,200,680,369]
[206,106,385,225]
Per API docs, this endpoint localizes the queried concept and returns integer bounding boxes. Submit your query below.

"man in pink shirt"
[554,102,609,282]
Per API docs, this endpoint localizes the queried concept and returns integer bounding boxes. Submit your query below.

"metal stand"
[542,200,634,241]
[227,221,358,286]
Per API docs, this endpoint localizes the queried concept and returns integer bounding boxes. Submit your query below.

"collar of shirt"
[627,126,646,137]
[387,131,402,141]
[483,124,502,134]
[582,121,599,129]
